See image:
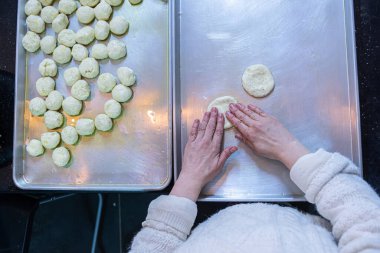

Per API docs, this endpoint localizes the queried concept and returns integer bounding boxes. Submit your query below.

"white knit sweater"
[130,149,380,252]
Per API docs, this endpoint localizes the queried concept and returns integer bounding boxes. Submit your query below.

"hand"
[226,103,309,170]
[170,108,238,201]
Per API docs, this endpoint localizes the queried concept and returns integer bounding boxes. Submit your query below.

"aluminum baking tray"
[173,0,362,201]
[13,0,172,190]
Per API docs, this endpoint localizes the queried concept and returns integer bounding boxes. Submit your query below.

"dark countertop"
[1,0,380,194]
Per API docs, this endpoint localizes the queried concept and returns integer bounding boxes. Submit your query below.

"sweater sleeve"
[129,195,197,253]
[290,149,380,253]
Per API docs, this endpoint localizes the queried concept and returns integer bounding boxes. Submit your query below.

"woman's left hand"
[170,108,238,201]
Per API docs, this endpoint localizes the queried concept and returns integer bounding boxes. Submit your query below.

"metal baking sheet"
[13,0,172,190]
[173,0,361,201]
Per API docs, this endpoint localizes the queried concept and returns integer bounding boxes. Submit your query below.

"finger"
[197,112,211,139]
[236,103,258,121]
[248,104,266,117]
[189,119,200,142]
[212,112,225,145]
[229,103,255,126]
[204,107,218,140]
[235,132,247,144]
[217,146,238,168]
[225,111,250,136]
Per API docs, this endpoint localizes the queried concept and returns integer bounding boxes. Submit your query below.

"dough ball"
[105,0,123,7]
[80,0,100,7]
[26,15,45,33]
[76,118,95,135]
[53,45,72,64]
[95,114,112,131]
[71,80,90,100]
[64,67,81,86]
[45,90,63,110]
[26,139,44,157]
[52,13,69,33]
[39,59,57,77]
[40,35,56,54]
[94,1,112,20]
[91,43,108,60]
[242,64,275,98]
[41,131,60,149]
[52,147,70,167]
[62,96,82,115]
[71,44,88,61]
[75,26,95,45]
[58,0,78,15]
[41,6,59,23]
[107,40,127,60]
[97,73,116,92]
[25,0,42,16]
[129,0,142,5]
[110,16,129,35]
[207,96,238,129]
[104,99,121,118]
[76,6,95,24]
[117,67,136,86]
[22,31,40,53]
[79,57,99,78]
[38,0,54,6]
[112,84,132,102]
[36,76,55,96]
[58,29,76,48]
[44,110,64,129]
[29,97,47,116]
[94,20,110,40]
[61,126,79,145]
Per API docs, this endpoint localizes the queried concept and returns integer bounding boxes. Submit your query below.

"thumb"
[217,146,238,168]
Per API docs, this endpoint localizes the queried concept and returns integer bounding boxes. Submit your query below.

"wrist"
[170,174,203,202]
[278,141,310,170]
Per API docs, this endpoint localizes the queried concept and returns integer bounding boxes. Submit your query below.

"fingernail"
[229,103,235,109]
[237,103,244,108]
[226,111,231,116]
[231,146,238,152]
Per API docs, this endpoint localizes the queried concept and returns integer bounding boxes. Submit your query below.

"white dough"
[107,40,126,60]
[80,0,100,7]
[75,26,95,45]
[22,31,40,52]
[71,44,88,61]
[40,35,56,54]
[105,0,123,6]
[58,29,76,47]
[117,67,136,86]
[95,114,112,131]
[52,147,70,167]
[41,6,59,23]
[38,0,54,6]
[44,110,64,129]
[52,14,69,33]
[97,73,116,92]
[64,67,81,86]
[104,99,121,118]
[91,43,108,60]
[76,6,95,24]
[62,96,82,116]
[58,0,78,15]
[79,57,99,78]
[39,59,57,77]
[242,64,275,98]
[25,0,42,15]
[26,15,45,33]
[94,1,112,20]
[45,90,63,110]
[53,45,72,64]
[129,0,142,4]
[29,97,47,116]
[26,139,44,157]
[61,126,79,145]
[36,77,55,96]
[94,20,110,40]
[112,84,132,102]
[41,132,60,149]
[76,118,95,135]
[110,16,129,35]
[71,80,90,100]
[207,96,238,129]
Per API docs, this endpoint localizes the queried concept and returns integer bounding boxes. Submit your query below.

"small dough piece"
[80,0,100,7]
[110,16,129,35]
[44,110,64,129]
[71,44,88,61]
[40,35,56,54]
[112,84,132,102]
[94,20,110,41]
[71,80,90,100]
[117,67,136,86]
[242,64,275,98]
[97,73,116,92]
[52,147,70,167]
[36,77,55,96]
[129,0,142,5]
[58,29,76,47]
[41,6,59,23]
[104,99,121,118]
[105,0,123,6]
[45,90,63,110]
[91,43,108,60]
[58,0,78,15]
[26,139,44,157]
[94,1,112,20]
[41,132,60,149]
[207,96,238,129]
[75,26,95,45]
[95,114,112,131]
[25,0,42,16]
[107,40,127,60]
[76,118,95,135]
[53,45,72,64]
[61,126,79,145]
[29,97,46,116]
[62,96,82,115]
[52,14,69,33]
[76,6,95,24]
[64,67,81,86]
[26,15,45,33]
[39,59,57,77]
[79,57,99,78]
[38,0,54,6]
[22,31,40,52]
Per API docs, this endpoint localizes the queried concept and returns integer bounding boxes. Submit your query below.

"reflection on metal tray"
[173,0,361,201]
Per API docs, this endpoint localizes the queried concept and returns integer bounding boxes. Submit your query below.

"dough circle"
[95,114,113,131]
[39,59,57,77]
[62,96,82,116]
[40,35,56,54]
[105,0,123,6]
[36,77,55,96]
[242,64,275,98]
[25,0,42,16]
[71,80,90,100]
[45,90,63,110]
[80,0,100,7]
[107,40,126,60]
[52,147,71,167]
[29,97,47,116]
[41,131,60,149]
[76,6,95,24]
[44,110,64,129]
[94,1,112,20]
[71,44,88,61]
[91,44,108,60]
[79,57,99,78]
[22,31,40,53]
[75,26,95,45]
[38,0,54,6]
[104,99,121,118]
[58,29,76,47]
[207,96,238,129]
[97,73,116,92]
[26,139,44,157]
[26,15,45,33]
[110,16,129,35]
[58,0,77,15]
[64,67,81,86]
[53,45,72,64]
[52,13,69,33]
[112,84,132,102]
[76,118,95,135]
[41,6,59,23]
[129,0,142,4]
[61,126,79,145]
[117,67,136,86]
[94,20,110,40]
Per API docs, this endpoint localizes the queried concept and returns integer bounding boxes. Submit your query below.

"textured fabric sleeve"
[129,195,197,253]
[290,149,380,253]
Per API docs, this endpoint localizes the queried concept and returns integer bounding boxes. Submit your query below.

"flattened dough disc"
[207,96,238,129]
[242,64,275,98]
